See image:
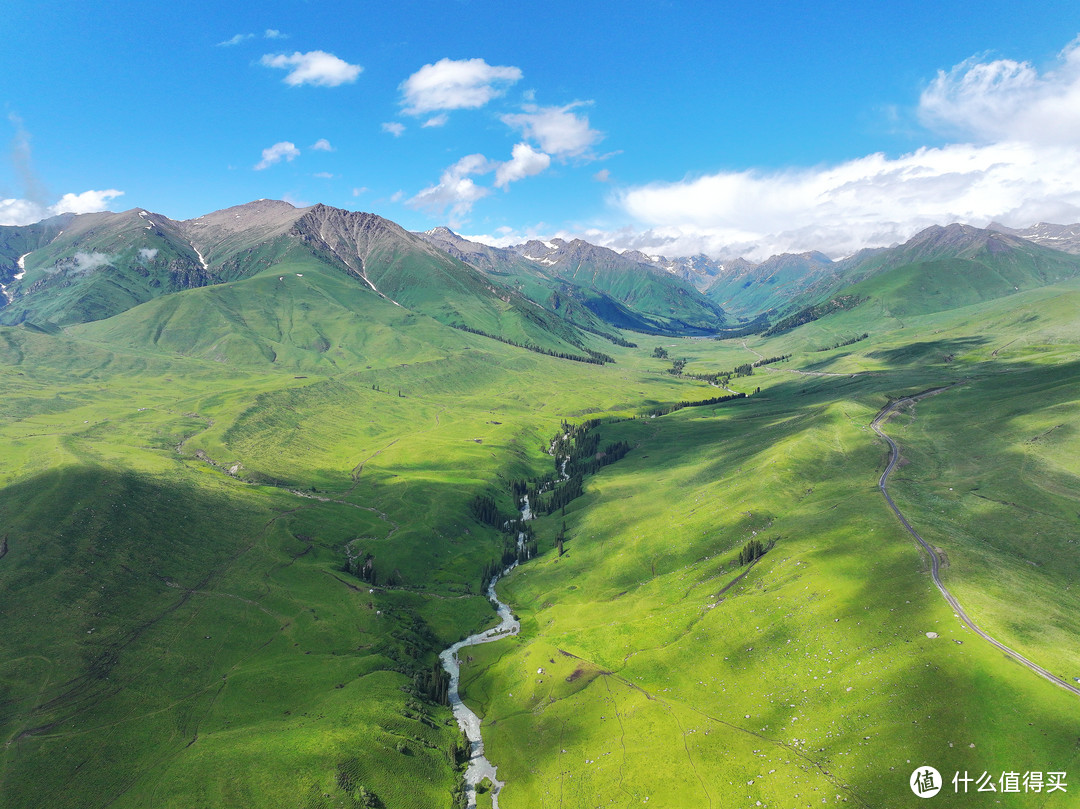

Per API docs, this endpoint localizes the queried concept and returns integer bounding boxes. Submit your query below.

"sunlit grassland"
[0,301,722,808]
[881,361,1080,680]
[3,269,1080,808]
[462,286,1080,808]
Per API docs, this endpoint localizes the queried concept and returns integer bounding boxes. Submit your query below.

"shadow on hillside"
[865,336,988,365]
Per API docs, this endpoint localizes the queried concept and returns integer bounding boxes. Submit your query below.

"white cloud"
[52,189,125,216]
[313,171,335,179]
[0,198,48,225]
[382,122,405,137]
[264,29,287,40]
[407,153,494,224]
[260,51,362,87]
[501,102,601,157]
[254,141,300,170]
[459,223,553,249]
[218,33,254,47]
[919,37,1080,145]
[400,58,522,115]
[495,143,550,188]
[604,37,1080,260]
[139,248,159,261]
[352,187,368,197]
[0,189,124,226]
[615,140,1080,260]
[311,138,334,151]
[422,114,449,128]
[70,251,114,274]
[593,168,611,183]
[389,190,406,203]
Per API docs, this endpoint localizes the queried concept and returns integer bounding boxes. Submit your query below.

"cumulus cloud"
[260,51,362,87]
[501,102,602,157]
[0,189,124,226]
[919,37,1080,144]
[400,58,522,115]
[422,114,449,128]
[264,29,287,40]
[52,189,125,215]
[311,138,334,151]
[593,168,611,183]
[0,198,49,225]
[495,143,550,188]
[615,141,1080,259]
[254,141,300,170]
[138,248,159,262]
[407,153,494,224]
[600,36,1080,260]
[381,122,405,137]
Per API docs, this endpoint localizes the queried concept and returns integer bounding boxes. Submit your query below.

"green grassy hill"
[0,209,209,327]
[704,250,835,317]
[0,296,707,808]
[421,228,725,337]
[511,238,728,333]
[72,253,591,372]
[761,224,1080,335]
[2,209,1080,809]
[0,202,602,359]
[461,280,1080,808]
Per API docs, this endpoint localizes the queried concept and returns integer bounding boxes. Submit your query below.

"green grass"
[0,292,722,807]
[2,272,1080,808]
[459,281,1080,808]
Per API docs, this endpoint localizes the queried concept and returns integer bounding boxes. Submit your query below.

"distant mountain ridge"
[5,201,1080,344]
[761,222,1080,334]
[418,227,727,335]
[987,221,1080,255]
[0,202,609,362]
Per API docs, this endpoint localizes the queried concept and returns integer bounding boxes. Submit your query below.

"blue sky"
[4,0,1080,259]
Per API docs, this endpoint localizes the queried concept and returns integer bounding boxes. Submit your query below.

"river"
[439,495,531,809]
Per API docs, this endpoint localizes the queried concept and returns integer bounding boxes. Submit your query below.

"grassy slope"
[558,262,725,332]
[462,281,1080,809]
[2,270,1079,808]
[0,300,712,808]
[0,211,209,328]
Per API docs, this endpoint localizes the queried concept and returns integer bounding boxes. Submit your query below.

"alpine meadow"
[4,5,1080,808]
[1,199,1078,809]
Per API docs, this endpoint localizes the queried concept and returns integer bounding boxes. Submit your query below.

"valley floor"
[2,278,1079,808]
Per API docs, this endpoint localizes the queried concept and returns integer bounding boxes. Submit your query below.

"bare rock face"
[989,221,1080,255]
[181,200,306,266]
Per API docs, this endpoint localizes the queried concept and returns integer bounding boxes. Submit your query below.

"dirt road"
[872,387,1080,697]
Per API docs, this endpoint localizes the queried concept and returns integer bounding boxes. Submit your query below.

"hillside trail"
[872,386,1080,698]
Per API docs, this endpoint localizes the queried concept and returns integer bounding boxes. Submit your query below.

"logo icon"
[911,766,942,798]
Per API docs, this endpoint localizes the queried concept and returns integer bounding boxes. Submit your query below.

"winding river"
[439,495,531,809]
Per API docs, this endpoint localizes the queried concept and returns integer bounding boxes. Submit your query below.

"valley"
[0,203,1078,808]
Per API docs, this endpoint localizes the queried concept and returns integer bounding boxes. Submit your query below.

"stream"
[439,456,569,807]
[439,495,530,809]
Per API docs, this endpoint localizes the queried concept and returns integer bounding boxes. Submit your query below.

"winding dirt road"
[872,387,1080,697]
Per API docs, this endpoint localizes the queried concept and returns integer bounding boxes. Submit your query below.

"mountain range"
[3,199,1080,809]
[4,200,1080,352]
